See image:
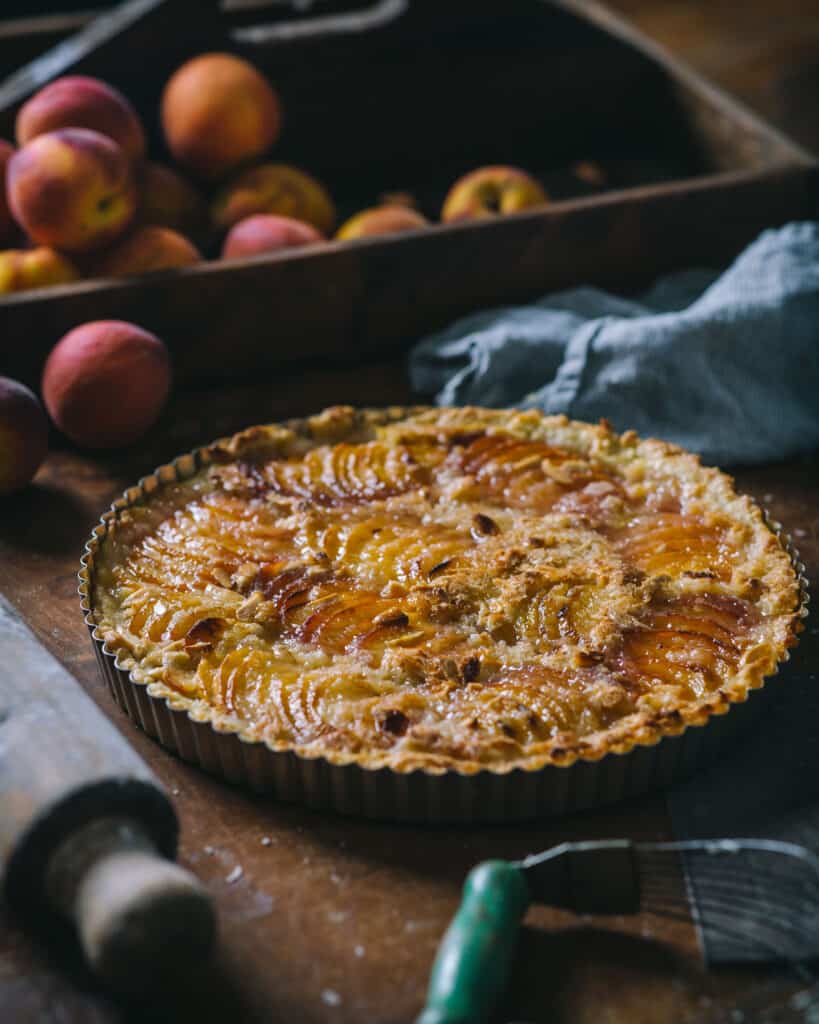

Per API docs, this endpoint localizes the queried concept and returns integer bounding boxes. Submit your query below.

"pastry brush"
[416,837,819,1024]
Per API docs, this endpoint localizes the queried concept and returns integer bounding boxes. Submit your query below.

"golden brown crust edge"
[80,405,808,777]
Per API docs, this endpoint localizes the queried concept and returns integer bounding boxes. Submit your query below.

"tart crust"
[87,406,804,776]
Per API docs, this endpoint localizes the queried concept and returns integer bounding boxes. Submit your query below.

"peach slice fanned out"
[213,442,427,506]
[448,432,620,514]
[614,513,734,580]
[612,593,760,698]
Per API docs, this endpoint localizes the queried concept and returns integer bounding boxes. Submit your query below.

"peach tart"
[86,406,803,798]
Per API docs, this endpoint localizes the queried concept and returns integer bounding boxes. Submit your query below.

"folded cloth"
[409,221,819,465]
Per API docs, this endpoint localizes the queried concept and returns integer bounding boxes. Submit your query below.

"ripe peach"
[441,166,548,222]
[137,161,205,238]
[221,214,323,260]
[335,205,428,240]
[92,226,200,278]
[161,54,281,181]
[0,247,79,294]
[211,163,335,236]
[42,320,171,448]
[0,377,48,495]
[7,128,136,252]
[0,140,16,243]
[16,76,145,162]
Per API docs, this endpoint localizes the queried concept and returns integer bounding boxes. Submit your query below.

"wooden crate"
[0,0,815,388]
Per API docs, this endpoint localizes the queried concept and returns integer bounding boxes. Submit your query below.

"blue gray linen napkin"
[410,221,819,465]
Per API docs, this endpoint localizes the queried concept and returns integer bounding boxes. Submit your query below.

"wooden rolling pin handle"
[47,816,216,997]
[0,595,216,996]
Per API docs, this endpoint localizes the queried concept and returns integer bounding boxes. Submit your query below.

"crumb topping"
[90,406,802,773]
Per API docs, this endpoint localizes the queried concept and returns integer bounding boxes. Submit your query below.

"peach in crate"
[336,205,428,240]
[16,75,145,162]
[0,247,79,293]
[92,226,200,277]
[441,166,548,221]
[137,161,205,238]
[211,163,335,235]
[7,128,136,252]
[221,214,323,259]
[161,54,281,181]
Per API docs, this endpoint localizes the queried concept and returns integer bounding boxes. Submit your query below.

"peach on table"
[0,378,48,495]
[42,321,171,449]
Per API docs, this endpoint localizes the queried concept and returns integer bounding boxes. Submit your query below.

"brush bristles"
[634,843,819,966]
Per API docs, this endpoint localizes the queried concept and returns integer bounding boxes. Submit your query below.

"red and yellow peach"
[16,75,145,162]
[211,163,335,236]
[441,166,548,222]
[7,128,136,252]
[0,247,79,294]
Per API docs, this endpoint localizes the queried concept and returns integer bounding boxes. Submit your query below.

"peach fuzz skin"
[335,205,428,240]
[7,128,136,253]
[0,377,48,495]
[221,214,322,259]
[441,166,548,222]
[211,163,335,236]
[42,321,171,449]
[91,226,201,277]
[0,248,79,293]
[16,76,145,162]
[161,54,281,182]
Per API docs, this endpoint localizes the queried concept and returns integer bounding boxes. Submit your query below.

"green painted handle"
[415,860,530,1024]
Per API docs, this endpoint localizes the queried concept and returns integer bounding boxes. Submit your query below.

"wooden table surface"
[1,3,818,1022]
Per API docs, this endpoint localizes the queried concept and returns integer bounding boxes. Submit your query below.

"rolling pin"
[0,593,215,996]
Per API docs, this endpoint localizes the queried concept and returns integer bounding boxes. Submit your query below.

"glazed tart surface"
[90,406,802,775]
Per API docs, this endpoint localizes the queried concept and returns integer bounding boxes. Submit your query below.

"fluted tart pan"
[79,407,808,823]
